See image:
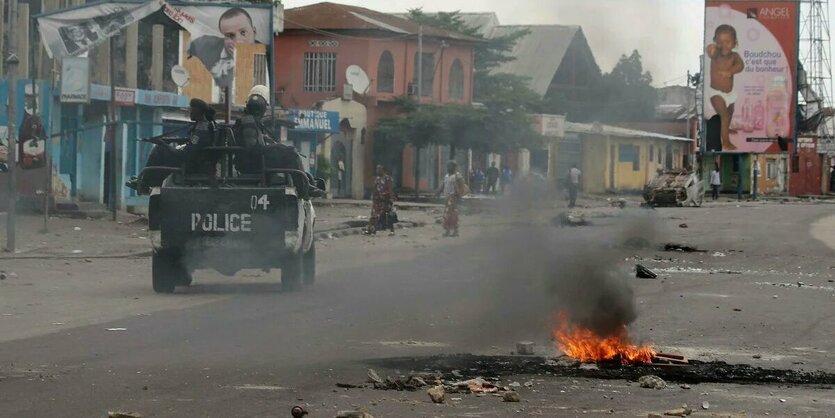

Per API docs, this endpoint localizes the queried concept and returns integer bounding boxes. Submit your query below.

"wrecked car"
[135,126,325,293]
[643,169,704,207]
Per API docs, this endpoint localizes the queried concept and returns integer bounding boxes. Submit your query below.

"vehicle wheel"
[152,252,181,294]
[282,252,303,292]
[303,242,316,285]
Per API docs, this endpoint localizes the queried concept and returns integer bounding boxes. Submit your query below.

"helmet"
[245,94,268,118]
[248,85,270,105]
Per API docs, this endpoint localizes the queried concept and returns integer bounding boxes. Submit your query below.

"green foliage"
[316,154,332,179]
[396,9,543,153]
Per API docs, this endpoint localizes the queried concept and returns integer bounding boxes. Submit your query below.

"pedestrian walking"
[485,161,499,194]
[436,161,468,237]
[567,163,581,208]
[365,164,395,235]
[500,165,513,194]
[710,163,721,200]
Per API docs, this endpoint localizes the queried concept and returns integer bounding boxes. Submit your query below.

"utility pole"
[415,25,422,199]
[5,0,20,252]
[108,37,118,221]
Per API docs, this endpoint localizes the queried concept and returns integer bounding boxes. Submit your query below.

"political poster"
[37,0,163,59]
[37,1,271,89]
[161,3,271,88]
[703,1,798,153]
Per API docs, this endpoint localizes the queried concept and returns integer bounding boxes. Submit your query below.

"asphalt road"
[1,200,834,417]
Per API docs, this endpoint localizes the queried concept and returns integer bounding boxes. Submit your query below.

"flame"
[553,314,656,365]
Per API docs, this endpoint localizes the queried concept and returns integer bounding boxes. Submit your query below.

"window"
[657,148,662,163]
[449,59,464,100]
[618,144,641,171]
[649,145,654,163]
[377,51,394,93]
[766,158,777,179]
[303,52,337,93]
[633,147,640,171]
[413,52,435,97]
[254,53,268,86]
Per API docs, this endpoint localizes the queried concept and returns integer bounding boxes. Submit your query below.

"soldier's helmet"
[245,85,270,119]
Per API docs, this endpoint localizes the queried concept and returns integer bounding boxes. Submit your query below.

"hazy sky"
[285,0,707,87]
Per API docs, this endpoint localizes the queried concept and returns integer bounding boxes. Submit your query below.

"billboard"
[37,1,271,89]
[703,1,798,153]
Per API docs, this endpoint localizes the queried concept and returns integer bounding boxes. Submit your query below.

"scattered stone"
[773,295,779,299]
[664,243,705,253]
[638,375,666,390]
[142,386,148,391]
[680,384,691,390]
[451,370,463,378]
[664,408,690,417]
[408,376,428,388]
[336,383,360,389]
[648,414,664,418]
[335,411,373,418]
[579,363,599,371]
[367,369,383,384]
[84,258,93,263]
[701,401,710,410]
[752,354,762,359]
[0,272,6,280]
[108,412,142,418]
[516,341,535,355]
[427,385,445,404]
[509,381,521,388]
[636,264,658,279]
[679,223,688,228]
[73,227,82,231]
[733,308,742,312]
[503,391,521,402]
[779,399,786,403]
[291,406,308,418]
[523,381,533,388]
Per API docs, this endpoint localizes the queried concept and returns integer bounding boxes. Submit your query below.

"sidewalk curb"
[314,221,428,241]
[1,222,431,260]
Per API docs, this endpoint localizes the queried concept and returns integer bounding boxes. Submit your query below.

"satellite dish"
[171,65,190,87]
[346,65,370,94]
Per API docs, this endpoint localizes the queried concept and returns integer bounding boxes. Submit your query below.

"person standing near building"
[710,163,721,200]
[567,163,581,208]
[437,161,468,237]
[500,165,513,194]
[365,164,395,235]
[485,161,499,194]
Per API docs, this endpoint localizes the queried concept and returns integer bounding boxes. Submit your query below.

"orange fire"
[553,314,656,365]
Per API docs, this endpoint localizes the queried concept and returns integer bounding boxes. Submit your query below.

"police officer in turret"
[127,98,218,193]
[234,85,304,175]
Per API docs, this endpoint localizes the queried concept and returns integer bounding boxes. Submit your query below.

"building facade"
[275,2,480,198]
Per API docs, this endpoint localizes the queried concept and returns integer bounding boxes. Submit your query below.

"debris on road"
[638,375,666,389]
[454,377,499,394]
[701,401,710,410]
[108,412,142,418]
[680,384,691,390]
[609,198,627,209]
[663,407,692,417]
[106,328,127,331]
[636,264,658,279]
[502,391,521,402]
[366,369,383,385]
[0,272,6,280]
[336,411,373,418]
[291,405,309,418]
[336,383,360,389]
[678,223,688,228]
[555,211,589,227]
[516,341,535,355]
[648,414,664,418]
[664,243,706,253]
[427,385,446,403]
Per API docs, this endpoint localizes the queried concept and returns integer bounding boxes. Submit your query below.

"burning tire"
[152,252,187,294]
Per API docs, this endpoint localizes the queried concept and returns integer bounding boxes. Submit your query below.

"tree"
[403,9,543,155]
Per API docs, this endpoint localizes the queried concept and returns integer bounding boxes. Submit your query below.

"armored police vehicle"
[136,121,324,294]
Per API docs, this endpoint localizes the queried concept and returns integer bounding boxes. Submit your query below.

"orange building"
[275,2,481,198]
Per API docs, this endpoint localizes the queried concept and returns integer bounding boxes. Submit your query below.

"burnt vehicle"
[134,126,324,293]
[643,169,704,207]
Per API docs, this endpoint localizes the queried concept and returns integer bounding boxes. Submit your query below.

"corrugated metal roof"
[284,3,483,43]
[492,25,581,97]
[391,12,500,38]
[565,121,692,142]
